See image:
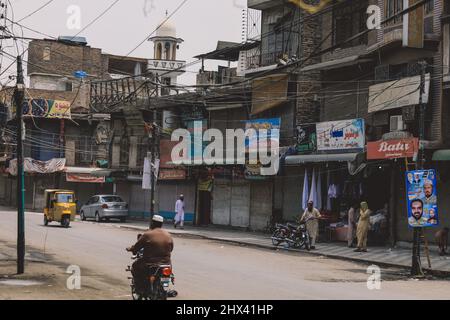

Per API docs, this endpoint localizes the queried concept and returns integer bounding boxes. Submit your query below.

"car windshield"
[57,193,74,203]
[102,196,123,203]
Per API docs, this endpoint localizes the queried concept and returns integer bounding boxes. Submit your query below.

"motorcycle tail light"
[102,204,108,209]
[162,267,172,276]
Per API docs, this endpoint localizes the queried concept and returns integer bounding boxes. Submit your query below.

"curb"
[115,223,450,277]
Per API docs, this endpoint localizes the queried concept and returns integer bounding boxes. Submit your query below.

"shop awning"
[300,55,372,72]
[432,149,450,161]
[285,153,359,165]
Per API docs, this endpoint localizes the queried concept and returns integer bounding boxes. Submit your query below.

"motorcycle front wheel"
[271,229,284,246]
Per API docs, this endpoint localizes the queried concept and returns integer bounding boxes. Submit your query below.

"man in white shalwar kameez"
[174,194,185,229]
[300,200,321,249]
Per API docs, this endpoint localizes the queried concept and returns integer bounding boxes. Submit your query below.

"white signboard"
[368,74,430,113]
[316,119,365,152]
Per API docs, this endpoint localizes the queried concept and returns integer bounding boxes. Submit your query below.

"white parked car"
[80,195,129,222]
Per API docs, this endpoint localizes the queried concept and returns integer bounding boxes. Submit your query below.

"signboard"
[316,118,365,152]
[367,138,419,160]
[245,118,281,153]
[22,99,71,119]
[296,124,316,153]
[368,74,430,113]
[66,173,106,183]
[406,169,439,228]
[251,74,288,115]
[403,0,424,48]
[159,168,186,180]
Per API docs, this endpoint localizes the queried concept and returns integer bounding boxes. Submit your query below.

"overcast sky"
[5,0,246,85]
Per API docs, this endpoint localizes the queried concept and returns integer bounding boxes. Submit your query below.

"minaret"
[148,11,185,97]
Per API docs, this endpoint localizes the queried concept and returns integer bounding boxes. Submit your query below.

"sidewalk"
[116,219,450,276]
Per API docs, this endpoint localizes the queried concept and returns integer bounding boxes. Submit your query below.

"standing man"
[174,194,185,229]
[355,201,371,252]
[300,200,321,249]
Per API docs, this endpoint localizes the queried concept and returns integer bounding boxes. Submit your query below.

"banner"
[245,118,281,153]
[22,99,71,119]
[296,124,316,153]
[316,118,365,152]
[159,168,186,180]
[367,138,419,160]
[66,173,105,183]
[8,158,66,176]
[198,178,213,192]
[406,169,439,228]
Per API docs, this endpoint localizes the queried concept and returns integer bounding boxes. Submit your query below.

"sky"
[4,0,246,85]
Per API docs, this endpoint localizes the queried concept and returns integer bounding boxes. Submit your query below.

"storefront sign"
[367,138,419,160]
[66,173,106,183]
[316,118,365,152]
[159,168,186,180]
[406,169,439,228]
[368,74,430,113]
[22,99,71,119]
[296,124,316,153]
[198,178,213,192]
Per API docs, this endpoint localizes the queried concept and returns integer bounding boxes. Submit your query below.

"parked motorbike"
[126,234,175,300]
[271,220,311,250]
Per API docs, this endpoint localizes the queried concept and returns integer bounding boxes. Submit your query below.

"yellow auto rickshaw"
[44,189,77,228]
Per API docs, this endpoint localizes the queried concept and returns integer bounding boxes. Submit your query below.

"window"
[57,193,74,203]
[333,0,368,47]
[43,47,51,61]
[156,43,162,60]
[425,0,434,15]
[102,196,123,203]
[65,82,73,92]
[385,0,403,25]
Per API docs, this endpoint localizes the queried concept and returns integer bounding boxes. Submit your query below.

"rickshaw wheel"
[61,216,70,228]
[44,215,49,226]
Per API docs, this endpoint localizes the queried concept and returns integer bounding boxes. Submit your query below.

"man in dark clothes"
[126,215,174,293]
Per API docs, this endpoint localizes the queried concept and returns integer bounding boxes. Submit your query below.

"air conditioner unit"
[390,115,404,132]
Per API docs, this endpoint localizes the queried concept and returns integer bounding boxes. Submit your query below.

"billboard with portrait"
[405,169,439,228]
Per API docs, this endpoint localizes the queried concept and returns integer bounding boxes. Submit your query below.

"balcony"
[245,50,286,71]
[147,59,186,74]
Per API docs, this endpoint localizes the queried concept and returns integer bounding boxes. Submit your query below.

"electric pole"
[14,55,25,274]
[149,76,159,226]
[411,60,427,277]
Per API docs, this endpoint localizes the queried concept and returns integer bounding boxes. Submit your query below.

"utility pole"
[14,55,25,274]
[149,76,159,226]
[411,60,427,277]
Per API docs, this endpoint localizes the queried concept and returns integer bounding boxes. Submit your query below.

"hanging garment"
[316,170,322,211]
[302,168,309,210]
[326,171,332,211]
[309,168,318,207]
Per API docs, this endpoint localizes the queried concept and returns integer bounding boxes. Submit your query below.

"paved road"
[0,208,449,300]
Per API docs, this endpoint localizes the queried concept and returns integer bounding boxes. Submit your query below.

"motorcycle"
[126,234,176,300]
[271,219,313,250]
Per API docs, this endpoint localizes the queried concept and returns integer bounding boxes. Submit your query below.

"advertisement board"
[406,169,439,228]
[316,118,365,152]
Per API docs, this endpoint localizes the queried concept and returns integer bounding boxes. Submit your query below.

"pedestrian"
[174,194,185,229]
[300,200,321,249]
[354,201,371,252]
[347,202,358,248]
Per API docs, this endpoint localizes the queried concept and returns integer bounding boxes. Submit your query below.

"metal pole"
[411,60,427,277]
[149,76,159,227]
[14,56,25,274]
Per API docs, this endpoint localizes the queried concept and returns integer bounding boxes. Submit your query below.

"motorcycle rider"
[126,215,174,293]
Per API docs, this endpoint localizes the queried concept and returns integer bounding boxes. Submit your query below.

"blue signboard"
[405,169,439,228]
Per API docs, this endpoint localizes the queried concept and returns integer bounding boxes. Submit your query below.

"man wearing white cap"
[126,214,174,294]
[174,194,185,229]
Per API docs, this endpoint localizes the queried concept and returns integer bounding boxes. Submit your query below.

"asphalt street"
[0,208,449,300]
